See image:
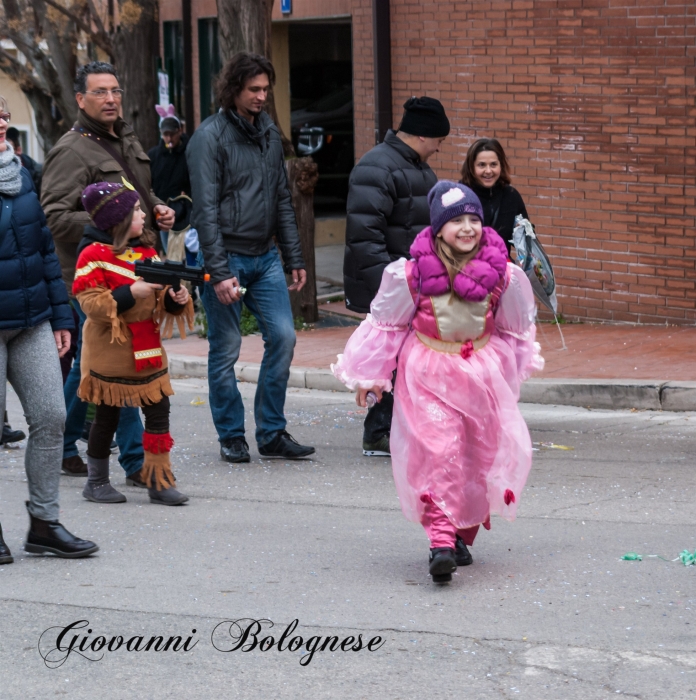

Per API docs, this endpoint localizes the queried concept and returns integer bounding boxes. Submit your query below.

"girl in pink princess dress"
[332,181,543,583]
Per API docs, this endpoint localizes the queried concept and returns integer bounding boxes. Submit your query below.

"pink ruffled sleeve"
[331,258,414,392]
[495,263,545,381]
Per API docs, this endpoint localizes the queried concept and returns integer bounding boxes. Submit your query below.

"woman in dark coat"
[460,138,529,256]
[0,99,98,564]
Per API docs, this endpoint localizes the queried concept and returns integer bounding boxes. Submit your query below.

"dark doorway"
[289,22,353,216]
[199,18,221,121]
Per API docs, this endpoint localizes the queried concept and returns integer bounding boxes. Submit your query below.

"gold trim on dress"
[134,348,163,360]
[74,260,139,281]
[416,331,490,354]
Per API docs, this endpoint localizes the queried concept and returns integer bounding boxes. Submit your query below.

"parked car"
[291,87,354,205]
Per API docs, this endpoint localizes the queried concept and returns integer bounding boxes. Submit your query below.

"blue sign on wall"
[281,0,292,13]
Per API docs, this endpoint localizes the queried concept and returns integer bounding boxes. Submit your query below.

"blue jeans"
[200,247,296,447]
[63,298,144,475]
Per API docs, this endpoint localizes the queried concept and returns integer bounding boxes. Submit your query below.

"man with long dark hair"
[188,52,314,463]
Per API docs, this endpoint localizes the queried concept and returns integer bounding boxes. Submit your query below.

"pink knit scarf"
[408,226,508,302]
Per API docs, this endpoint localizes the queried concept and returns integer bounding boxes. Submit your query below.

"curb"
[168,354,696,412]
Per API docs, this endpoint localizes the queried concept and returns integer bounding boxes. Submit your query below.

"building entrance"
[288,21,353,215]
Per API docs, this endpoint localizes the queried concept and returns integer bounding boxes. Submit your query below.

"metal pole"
[182,0,195,134]
[372,0,392,145]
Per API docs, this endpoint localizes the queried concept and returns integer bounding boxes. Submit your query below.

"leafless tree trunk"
[111,0,160,150]
[217,0,272,58]
[287,157,319,323]
[0,0,160,153]
[216,0,292,154]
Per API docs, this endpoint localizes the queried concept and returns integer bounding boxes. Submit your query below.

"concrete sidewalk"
[164,317,696,411]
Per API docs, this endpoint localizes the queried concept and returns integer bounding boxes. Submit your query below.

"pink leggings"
[420,494,490,548]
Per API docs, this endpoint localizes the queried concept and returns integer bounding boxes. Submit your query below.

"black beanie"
[398,96,450,138]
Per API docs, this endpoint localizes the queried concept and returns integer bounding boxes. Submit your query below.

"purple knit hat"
[428,180,484,235]
[82,181,140,231]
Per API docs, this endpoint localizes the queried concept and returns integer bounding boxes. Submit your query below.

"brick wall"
[160,0,695,324]
[377,0,696,324]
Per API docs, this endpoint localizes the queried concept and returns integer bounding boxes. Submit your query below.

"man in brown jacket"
[41,61,175,485]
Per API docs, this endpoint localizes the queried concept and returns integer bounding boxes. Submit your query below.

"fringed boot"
[142,432,189,506]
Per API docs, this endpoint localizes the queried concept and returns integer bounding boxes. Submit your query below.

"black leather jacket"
[187,109,304,284]
[343,130,437,313]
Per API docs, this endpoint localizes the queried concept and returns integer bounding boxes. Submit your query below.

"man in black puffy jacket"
[343,96,450,456]
[188,52,314,463]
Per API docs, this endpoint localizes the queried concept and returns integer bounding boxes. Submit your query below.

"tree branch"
[0,46,45,92]
[85,0,107,38]
[36,0,112,55]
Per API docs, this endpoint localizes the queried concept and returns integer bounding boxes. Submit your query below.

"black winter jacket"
[344,130,437,313]
[187,109,304,285]
[0,169,73,331]
[469,182,528,255]
[148,133,190,203]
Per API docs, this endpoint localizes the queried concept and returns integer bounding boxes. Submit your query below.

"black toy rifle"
[134,258,210,291]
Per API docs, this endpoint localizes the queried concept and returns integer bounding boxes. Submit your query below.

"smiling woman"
[460,138,530,256]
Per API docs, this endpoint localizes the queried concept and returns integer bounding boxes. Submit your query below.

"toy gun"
[134,258,210,291]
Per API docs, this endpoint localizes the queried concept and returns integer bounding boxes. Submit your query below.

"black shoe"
[429,547,457,583]
[220,437,250,463]
[258,431,315,459]
[0,523,13,564]
[80,420,92,443]
[455,536,473,566]
[1,423,26,445]
[24,503,99,559]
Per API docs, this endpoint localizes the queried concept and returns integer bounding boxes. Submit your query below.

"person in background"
[460,138,529,256]
[0,97,98,563]
[6,126,41,195]
[188,51,314,463]
[149,105,191,254]
[41,61,175,482]
[343,96,450,458]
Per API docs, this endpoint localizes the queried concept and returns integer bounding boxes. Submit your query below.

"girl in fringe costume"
[73,181,194,506]
[332,181,543,583]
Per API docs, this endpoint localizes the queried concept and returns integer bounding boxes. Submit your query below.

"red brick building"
[159,0,696,325]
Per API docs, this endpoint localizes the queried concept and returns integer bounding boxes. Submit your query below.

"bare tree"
[0,0,160,153]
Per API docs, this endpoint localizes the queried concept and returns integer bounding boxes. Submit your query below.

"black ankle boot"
[24,503,99,559]
[0,523,13,564]
[429,547,457,583]
[455,536,473,566]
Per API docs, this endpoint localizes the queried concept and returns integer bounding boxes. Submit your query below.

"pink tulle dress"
[332,254,543,544]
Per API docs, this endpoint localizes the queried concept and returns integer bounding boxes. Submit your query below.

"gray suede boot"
[82,456,127,503]
[148,486,189,506]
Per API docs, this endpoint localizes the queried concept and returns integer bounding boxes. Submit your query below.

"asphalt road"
[1,379,694,699]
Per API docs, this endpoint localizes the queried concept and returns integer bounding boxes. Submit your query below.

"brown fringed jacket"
[73,240,194,407]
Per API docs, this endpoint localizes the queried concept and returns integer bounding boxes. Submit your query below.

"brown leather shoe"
[61,455,88,476]
[125,469,147,488]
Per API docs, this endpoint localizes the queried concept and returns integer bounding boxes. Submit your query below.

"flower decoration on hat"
[441,188,465,207]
